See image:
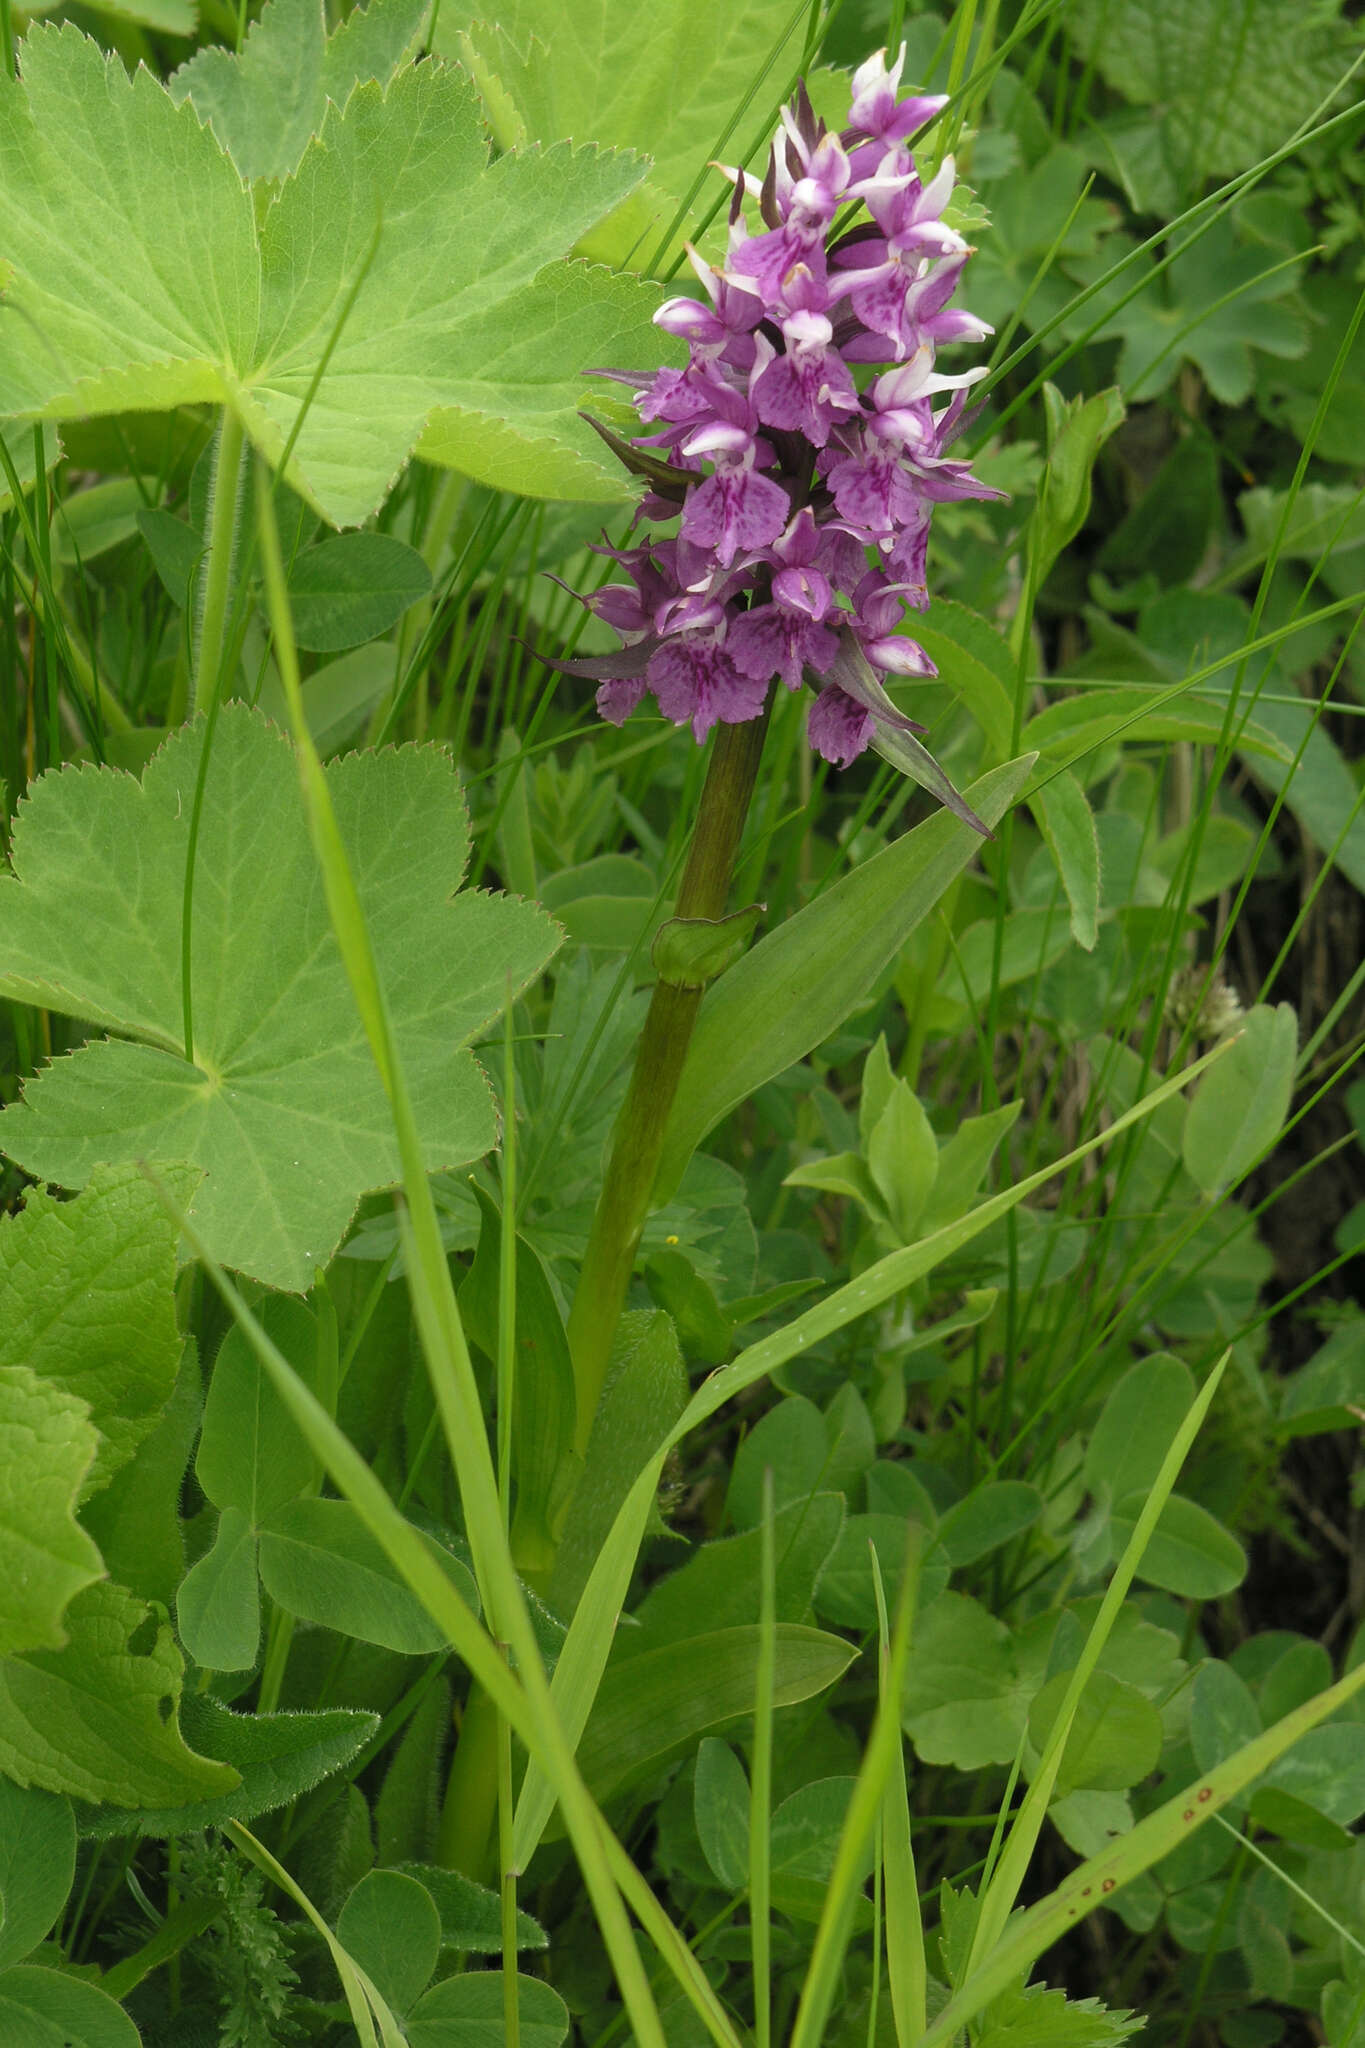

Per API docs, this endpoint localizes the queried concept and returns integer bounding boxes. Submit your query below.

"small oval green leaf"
[286,533,432,652]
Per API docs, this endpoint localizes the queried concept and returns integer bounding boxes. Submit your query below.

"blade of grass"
[787,1522,923,2048]
[598,1837,745,2048]
[870,1544,924,2048]
[498,992,520,2048]
[750,1469,776,2048]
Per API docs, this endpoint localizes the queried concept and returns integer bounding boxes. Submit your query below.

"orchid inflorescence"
[563,48,1002,821]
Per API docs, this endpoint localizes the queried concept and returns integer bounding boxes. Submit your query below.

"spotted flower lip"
[553,46,1003,831]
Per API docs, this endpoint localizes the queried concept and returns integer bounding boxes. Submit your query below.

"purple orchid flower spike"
[560,46,1002,832]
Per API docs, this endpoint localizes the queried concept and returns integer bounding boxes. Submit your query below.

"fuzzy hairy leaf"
[0,1583,235,1807]
[0,708,559,1290]
[74,1695,378,1836]
[0,1163,187,1489]
[0,1370,101,1658]
[0,25,662,520]
[395,1863,547,1954]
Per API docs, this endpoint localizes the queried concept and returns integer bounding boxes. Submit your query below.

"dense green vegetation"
[0,0,1362,2043]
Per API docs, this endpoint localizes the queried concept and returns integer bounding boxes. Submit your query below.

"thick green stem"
[438,708,770,1880]
[563,708,771,1459]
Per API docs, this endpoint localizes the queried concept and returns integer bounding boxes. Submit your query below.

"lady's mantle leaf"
[170,0,430,183]
[1068,219,1308,406]
[0,706,560,1291]
[0,1582,236,1806]
[0,1164,187,1490]
[435,0,815,271]
[0,25,662,520]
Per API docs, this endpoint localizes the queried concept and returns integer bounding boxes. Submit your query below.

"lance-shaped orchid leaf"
[0,23,665,522]
[0,707,560,1291]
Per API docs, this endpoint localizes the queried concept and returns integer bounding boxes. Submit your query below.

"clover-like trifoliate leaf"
[434,0,820,271]
[0,1965,141,2048]
[0,1581,236,1806]
[0,706,560,1291]
[0,24,664,521]
[170,0,429,183]
[0,1164,188,1490]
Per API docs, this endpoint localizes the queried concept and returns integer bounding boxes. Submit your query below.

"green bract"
[0,9,664,521]
[0,708,560,1289]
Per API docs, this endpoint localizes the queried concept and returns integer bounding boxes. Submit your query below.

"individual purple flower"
[554,45,1000,829]
[834,161,970,356]
[808,681,877,767]
[648,628,768,740]
[596,672,649,726]
[846,570,937,676]
[727,125,851,301]
[681,459,790,565]
[881,499,931,604]
[654,248,764,372]
[825,351,998,531]
[753,272,861,447]
[728,554,840,690]
[847,46,945,153]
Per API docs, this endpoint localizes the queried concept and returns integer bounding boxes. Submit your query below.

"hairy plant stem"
[191,407,246,720]
[181,406,246,1062]
[437,705,771,1879]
